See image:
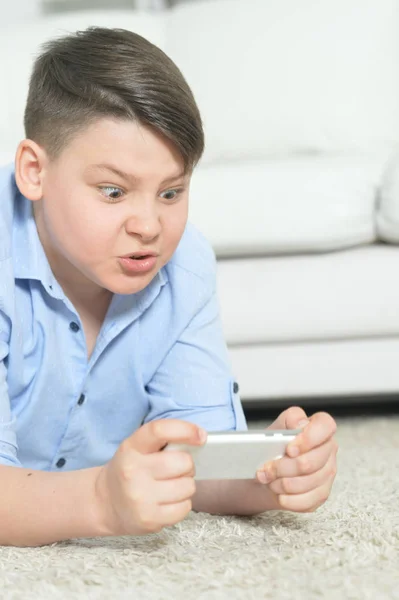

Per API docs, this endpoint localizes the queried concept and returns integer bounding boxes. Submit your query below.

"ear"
[14,139,48,202]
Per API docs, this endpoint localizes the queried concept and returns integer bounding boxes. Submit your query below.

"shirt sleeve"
[0,309,21,467]
[143,286,248,432]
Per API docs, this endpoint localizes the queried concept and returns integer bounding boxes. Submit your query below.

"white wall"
[0,0,203,21]
[42,0,169,12]
[0,0,168,22]
[1,0,41,23]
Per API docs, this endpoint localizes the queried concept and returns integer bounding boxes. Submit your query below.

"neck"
[58,278,113,314]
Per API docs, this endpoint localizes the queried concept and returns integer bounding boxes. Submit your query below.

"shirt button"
[77,394,85,406]
[69,321,80,332]
[56,458,66,468]
[233,382,239,394]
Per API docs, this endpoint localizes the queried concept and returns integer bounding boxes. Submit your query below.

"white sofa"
[2,0,399,405]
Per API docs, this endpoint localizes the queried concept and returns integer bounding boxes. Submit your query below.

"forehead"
[64,117,187,178]
[84,162,187,185]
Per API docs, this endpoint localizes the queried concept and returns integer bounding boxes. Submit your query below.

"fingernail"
[298,419,309,428]
[287,444,299,457]
[257,470,269,484]
[198,428,208,443]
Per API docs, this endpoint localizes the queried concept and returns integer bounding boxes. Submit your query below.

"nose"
[124,202,161,242]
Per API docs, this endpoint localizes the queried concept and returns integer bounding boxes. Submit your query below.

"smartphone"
[163,429,302,480]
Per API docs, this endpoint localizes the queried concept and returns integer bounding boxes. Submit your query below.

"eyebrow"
[85,163,186,185]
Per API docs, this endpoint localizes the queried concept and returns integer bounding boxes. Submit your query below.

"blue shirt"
[0,164,247,471]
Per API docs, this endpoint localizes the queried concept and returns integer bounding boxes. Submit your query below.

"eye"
[98,186,124,202]
[160,188,184,202]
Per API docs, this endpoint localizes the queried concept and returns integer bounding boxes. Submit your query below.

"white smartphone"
[163,429,302,480]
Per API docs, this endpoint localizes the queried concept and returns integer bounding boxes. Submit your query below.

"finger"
[145,451,196,480]
[286,412,337,458]
[257,438,336,483]
[267,406,308,431]
[121,419,207,455]
[158,499,193,526]
[157,477,196,505]
[278,480,333,513]
[267,452,337,496]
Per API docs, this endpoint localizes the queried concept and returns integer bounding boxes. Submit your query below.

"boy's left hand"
[256,406,338,513]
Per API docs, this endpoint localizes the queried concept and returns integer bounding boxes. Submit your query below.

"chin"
[105,273,156,296]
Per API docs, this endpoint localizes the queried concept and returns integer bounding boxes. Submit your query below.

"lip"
[120,251,159,258]
[118,255,158,275]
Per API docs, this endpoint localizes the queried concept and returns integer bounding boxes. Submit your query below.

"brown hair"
[24,26,204,173]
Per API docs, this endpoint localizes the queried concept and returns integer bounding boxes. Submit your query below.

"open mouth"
[119,254,157,274]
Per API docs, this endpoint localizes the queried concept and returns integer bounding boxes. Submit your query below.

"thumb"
[267,406,308,431]
[120,419,206,455]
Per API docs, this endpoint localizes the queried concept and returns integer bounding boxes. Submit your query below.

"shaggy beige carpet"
[0,415,398,600]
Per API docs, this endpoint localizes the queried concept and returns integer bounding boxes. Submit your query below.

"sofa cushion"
[376,150,399,243]
[167,0,399,165]
[189,155,388,256]
[0,11,165,154]
[217,244,399,345]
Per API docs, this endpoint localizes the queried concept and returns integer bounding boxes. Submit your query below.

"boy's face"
[20,118,190,297]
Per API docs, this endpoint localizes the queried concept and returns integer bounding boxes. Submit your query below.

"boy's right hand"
[93,419,207,537]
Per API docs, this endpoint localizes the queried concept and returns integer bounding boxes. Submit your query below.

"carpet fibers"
[0,416,398,600]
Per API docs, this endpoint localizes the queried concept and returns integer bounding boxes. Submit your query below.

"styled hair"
[24,26,204,173]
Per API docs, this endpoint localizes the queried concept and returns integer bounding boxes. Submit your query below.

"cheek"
[164,205,188,246]
[43,189,115,256]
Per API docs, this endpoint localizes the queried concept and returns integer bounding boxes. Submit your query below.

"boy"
[0,27,337,547]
